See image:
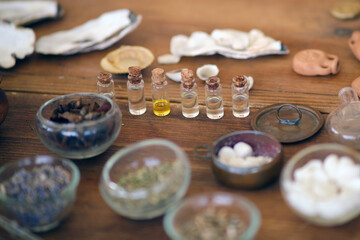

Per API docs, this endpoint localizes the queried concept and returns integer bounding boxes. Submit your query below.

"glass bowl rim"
[101,138,191,194]
[163,191,261,240]
[0,155,80,204]
[36,92,120,129]
[213,130,282,174]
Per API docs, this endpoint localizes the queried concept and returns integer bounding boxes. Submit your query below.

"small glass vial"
[205,76,224,119]
[232,75,250,118]
[97,72,115,100]
[151,68,170,116]
[127,66,146,115]
[180,69,199,118]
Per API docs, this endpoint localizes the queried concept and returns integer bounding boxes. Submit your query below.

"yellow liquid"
[153,99,170,116]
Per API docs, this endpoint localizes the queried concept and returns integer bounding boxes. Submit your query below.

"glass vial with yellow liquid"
[180,69,199,118]
[151,68,170,116]
[127,66,146,115]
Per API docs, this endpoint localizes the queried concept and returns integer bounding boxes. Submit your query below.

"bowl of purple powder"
[0,155,80,232]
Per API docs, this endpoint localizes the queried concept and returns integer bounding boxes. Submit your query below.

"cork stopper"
[97,72,112,84]
[151,68,165,84]
[206,76,220,90]
[181,69,195,89]
[233,75,247,88]
[128,66,142,83]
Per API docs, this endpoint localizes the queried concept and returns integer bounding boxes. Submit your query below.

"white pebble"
[233,142,253,158]
[324,154,339,181]
[157,54,181,64]
[312,181,338,199]
[218,146,236,163]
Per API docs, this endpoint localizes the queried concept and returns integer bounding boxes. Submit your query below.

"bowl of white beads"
[281,143,360,226]
[196,131,283,189]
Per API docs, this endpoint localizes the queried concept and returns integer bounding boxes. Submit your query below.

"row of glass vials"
[97,66,250,119]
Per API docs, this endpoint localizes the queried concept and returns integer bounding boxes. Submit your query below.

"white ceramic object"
[0,22,35,69]
[196,64,219,81]
[35,9,141,55]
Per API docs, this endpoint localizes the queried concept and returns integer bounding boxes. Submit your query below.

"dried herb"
[115,161,183,208]
[50,98,110,123]
[179,207,246,240]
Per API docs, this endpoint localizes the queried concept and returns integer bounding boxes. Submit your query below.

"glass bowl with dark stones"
[198,131,283,189]
[0,155,80,232]
[35,93,122,159]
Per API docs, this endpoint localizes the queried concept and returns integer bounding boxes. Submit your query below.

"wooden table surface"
[1,0,360,239]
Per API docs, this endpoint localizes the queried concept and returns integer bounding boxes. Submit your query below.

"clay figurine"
[292,49,340,76]
[351,76,360,97]
[349,31,360,61]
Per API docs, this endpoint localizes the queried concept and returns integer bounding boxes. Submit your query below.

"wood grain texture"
[0,0,360,239]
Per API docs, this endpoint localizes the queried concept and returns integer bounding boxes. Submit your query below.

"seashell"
[245,75,254,90]
[0,1,63,26]
[170,31,217,57]
[165,69,187,82]
[211,29,249,50]
[100,46,154,74]
[0,22,35,69]
[35,9,141,55]
[196,64,219,81]
[157,54,181,64]
[170,29,288,60]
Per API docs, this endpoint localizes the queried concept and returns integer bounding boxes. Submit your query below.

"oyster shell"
[170,29,288,60]
[196,64,219,81]
[166,69,188,82]
[100,46,154,74]
[245,76,254,90]
[0,1,62,26]
[0,21,35,69]
[35,9,141,55]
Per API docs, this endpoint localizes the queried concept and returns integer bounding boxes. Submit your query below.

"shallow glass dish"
[0,155,80,232]
[99,139,191,220]
[35,93,122,159]
[281,143,360,226]
[205,131,282,189]
[163,191,261,240]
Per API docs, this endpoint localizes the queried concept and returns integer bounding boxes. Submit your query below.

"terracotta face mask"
[292,49,340,76]
[349,31,360,61]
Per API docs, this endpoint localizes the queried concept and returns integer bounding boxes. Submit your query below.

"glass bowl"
[210,131,283,189]
[163,191,261,240]
[280,143,360,226]
[35,93,122,159]
[99,139,191,220]
[0,155,80,232]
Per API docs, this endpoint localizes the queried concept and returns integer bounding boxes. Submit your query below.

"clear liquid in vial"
[181,92,199,118]
[206,96,224,119]
[232,94,249,118]
[128,87,146,115]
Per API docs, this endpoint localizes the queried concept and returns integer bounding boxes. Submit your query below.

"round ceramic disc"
[251,103,324,143]
[330,1,360,20]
